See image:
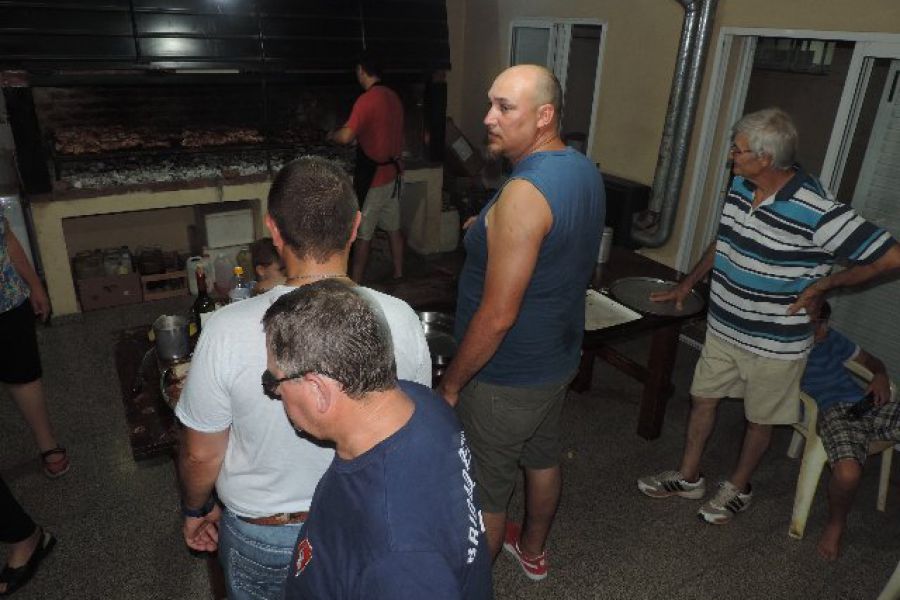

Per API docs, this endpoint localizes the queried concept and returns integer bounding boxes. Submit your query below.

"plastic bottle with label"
[228,266,252,303]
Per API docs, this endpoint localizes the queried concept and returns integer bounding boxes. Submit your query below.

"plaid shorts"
[818,401,900,465]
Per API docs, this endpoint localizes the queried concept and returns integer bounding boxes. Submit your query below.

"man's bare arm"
[178,427,229,509]
[789,243,900,315]
[853,349,892,406]
[436,180,552,405]
[328,126,356,145]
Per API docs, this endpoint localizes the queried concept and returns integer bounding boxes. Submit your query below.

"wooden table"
[115,327,226,599]
[115,326,178,461]
[571,246,706,440]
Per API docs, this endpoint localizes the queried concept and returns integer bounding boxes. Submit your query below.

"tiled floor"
[1,252,898,599]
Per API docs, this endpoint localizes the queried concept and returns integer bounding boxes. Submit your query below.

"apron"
[352,84,403,204]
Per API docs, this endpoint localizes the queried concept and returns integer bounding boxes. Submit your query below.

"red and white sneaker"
[502,521,548,581]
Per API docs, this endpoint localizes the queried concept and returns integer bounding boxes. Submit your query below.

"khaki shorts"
[456,374,573,513]
[690,333,805,425]
[357,182,400,240]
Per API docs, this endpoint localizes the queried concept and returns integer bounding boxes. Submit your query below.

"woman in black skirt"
[0,216,69,477]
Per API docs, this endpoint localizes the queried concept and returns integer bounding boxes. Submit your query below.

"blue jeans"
[218,508,303,600]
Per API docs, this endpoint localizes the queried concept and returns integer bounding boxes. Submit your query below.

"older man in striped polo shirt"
[637,107,900,525]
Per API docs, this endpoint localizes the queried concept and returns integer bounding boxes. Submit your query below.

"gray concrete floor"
[2,286,898,599]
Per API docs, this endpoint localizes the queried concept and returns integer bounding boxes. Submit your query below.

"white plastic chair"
[878,558,900,600]
[786,360,897,540]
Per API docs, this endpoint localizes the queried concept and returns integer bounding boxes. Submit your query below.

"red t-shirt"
[345,85,404,188]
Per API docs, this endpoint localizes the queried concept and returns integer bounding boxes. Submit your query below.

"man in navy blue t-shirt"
[262,279,492,599]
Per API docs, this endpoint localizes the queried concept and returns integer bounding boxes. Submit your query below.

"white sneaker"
[697,481,752,525]
[637,470,706,499]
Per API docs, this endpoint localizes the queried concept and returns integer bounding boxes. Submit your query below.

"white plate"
[585,289,642,331]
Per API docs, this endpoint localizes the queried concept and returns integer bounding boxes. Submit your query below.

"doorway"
[823,45,900,382]
[683,36,855,267]
[509,19,605,154]
[682,32,900,380]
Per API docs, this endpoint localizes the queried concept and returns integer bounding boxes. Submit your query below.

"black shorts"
[0,300,42,384]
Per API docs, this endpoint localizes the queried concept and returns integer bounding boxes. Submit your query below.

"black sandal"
[0,528,57,596]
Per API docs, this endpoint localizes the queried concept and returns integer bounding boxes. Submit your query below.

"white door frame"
[821,40,900,195]
[508,18,608,155]
[677,28,900,272]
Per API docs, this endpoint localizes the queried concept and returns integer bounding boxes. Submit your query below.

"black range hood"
[0,0,451,74]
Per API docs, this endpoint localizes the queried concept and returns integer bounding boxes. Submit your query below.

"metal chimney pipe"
[631,0,718,248]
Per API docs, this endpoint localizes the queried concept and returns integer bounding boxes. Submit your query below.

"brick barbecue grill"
[2,0,451,198]
[1,1,451,316]
[35,82,366,194]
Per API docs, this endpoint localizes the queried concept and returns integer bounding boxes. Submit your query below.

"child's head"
[251,237,284,284]
[813,300,831,342]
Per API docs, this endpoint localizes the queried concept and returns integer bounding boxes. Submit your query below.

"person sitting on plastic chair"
[802,301,899,561]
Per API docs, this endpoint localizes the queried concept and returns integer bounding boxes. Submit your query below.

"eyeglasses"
[729,143,754,156]
[261,369,301,401]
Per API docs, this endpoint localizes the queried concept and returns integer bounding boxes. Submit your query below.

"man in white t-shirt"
[175,157,431,600]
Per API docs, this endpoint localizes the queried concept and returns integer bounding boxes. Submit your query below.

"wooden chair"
[786,360,897,539]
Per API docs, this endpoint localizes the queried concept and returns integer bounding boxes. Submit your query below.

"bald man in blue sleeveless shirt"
[437,65,605,582]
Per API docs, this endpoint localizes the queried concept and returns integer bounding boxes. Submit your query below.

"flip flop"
[0,528,57,596]
[40,447,70,479]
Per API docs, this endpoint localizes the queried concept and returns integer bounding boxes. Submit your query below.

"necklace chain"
[531,135,558,155]
[284,273,348,285]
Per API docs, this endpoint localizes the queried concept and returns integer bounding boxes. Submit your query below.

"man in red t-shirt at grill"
[329,53,405,283]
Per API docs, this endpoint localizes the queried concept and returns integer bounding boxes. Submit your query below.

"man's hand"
[462,216,477,230]
[29,285,51,322]
[867,372,892,407]
[787,281,826,316]
[436,383,459,408]
[650,281,692,312]
[182,504,222,553]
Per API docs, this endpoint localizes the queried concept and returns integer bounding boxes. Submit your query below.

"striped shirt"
[707,169,895,359]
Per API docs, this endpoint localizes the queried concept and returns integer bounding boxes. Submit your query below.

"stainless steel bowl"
[417,311,457,367]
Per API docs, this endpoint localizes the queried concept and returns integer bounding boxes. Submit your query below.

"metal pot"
[417,311,457,367]
[152,314,190,364]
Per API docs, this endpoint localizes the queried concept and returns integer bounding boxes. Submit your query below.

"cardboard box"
[77,273,143,311]
[445,117,484,178]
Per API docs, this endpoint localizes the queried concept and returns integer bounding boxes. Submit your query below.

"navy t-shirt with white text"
[283,381,493,600]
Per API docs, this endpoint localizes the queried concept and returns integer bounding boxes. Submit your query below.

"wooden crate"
[141,270,189,301]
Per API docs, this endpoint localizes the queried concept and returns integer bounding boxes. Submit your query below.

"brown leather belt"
[238,511,309,526]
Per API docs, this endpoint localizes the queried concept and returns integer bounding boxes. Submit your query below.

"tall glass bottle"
[192,265,216,333]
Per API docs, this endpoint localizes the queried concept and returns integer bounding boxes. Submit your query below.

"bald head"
[494,65,563,128]
[484,64,565,162]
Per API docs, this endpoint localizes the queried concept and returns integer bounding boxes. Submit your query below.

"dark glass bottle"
[192,265,216,334]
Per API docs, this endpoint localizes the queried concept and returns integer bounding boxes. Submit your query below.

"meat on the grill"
[181,127,264,148]
[54,125,266,155]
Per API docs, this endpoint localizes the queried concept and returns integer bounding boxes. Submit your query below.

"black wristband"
[181,494,217,518]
